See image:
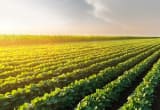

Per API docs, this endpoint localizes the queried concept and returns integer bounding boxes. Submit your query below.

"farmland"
[0,36,160,110]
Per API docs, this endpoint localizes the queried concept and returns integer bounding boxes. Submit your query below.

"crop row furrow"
[0,41,140,78]
[11,43,150,80]
[0,46,112,79]
[119,59,160,110]
[76,49,160,110]
[0,45,111,74]
[0,43,159,110]
[17,41,160,110]
[0,43,156,93]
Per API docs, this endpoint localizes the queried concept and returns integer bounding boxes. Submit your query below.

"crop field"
[0,37,160,110]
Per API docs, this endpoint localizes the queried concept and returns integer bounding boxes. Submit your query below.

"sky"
[0,0,160,36]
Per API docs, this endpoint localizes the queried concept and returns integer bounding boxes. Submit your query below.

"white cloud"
[0,0,69,34]
[85,0,112,23]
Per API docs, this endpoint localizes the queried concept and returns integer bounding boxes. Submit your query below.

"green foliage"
[18,43,160,110]
[119,59,160,110]
[0,39,160,110]
[76,50,160,110]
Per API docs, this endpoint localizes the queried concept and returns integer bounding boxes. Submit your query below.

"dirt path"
[152,85,160,110]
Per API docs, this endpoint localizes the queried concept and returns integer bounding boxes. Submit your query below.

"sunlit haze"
[0,0,160,36]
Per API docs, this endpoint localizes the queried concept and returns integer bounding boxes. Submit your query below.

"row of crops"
[0,39,160,110]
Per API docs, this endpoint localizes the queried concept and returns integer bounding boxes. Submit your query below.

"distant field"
[0,37,160,110]
[0,35,158,46]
